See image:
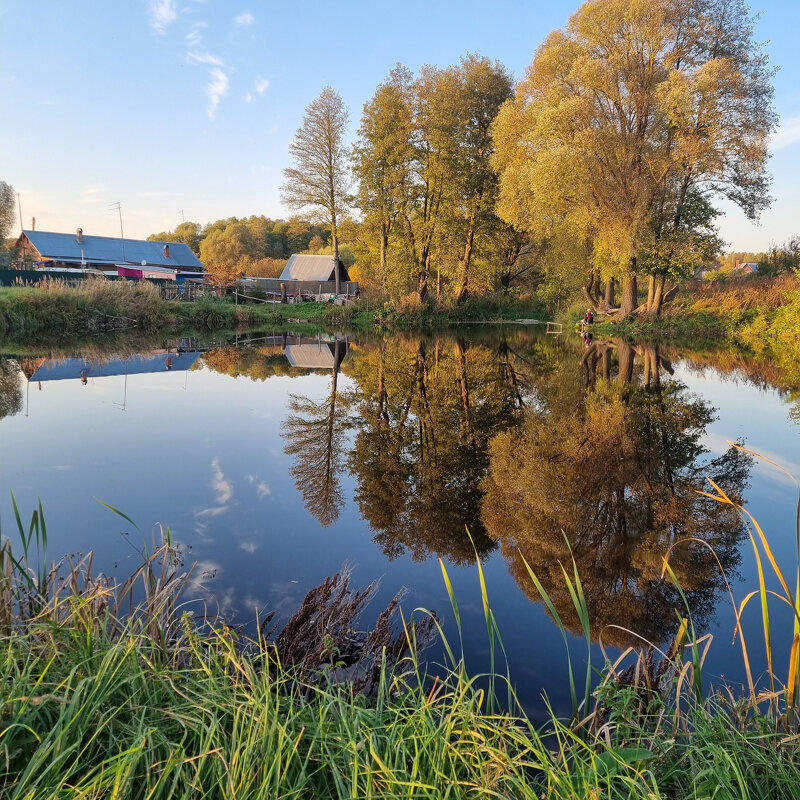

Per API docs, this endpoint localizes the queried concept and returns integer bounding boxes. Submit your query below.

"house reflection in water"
[21,351,204,385]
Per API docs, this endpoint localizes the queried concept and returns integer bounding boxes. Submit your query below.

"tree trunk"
[646,275,655,310]
[604,277,615,307]
[379,219,388,298]
[456,212,476,304]
[331,215,341,295]
[620,275,638,316]
[417,252,430,302]
[649,275,666,318]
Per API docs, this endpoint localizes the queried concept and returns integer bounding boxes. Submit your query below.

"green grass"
[5,478,800,798]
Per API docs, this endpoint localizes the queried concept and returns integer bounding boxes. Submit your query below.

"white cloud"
[245,75,269,103]
[185,22,207,47]
[148,0,178,33]
[235,11,255,26]
[211,457,233,503]
[206,68,230,119]
[187,50,225,67]
[770,114,800,151]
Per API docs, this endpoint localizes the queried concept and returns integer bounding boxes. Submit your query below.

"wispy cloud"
[79,184,105,203]
[235,11,255,26]
[245,75,269,103]
[211,457,233,504]
[248,474,272,497]
[206,68,231,119]
[187,50,225,67]
[185,21,207,47]
[148,0,178,33]
[771,113,800,151]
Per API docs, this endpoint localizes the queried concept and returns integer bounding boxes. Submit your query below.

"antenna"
[16,193,22,231]
[179,209,185,224]
[108,201,126,263]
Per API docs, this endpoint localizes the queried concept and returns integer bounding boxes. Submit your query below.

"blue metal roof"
[22,230,204,270]
[28,351,203,382]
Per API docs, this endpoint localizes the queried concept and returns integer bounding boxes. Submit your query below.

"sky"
[1,0,799,253]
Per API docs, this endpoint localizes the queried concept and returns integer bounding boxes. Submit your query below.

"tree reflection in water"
[346,332,539,563]
[482,338,751,647]
[0,359,23,421]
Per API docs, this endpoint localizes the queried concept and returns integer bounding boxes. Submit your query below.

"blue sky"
[1,0,798,252]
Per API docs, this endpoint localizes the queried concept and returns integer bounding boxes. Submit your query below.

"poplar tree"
[281,87,351,294]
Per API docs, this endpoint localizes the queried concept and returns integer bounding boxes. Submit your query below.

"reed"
[5,482,800,798]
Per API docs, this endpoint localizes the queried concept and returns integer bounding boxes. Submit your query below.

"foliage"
[282,86,351,293]
[493,0,777,316]
[0,180,15,244]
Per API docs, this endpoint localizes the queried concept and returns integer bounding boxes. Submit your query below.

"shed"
[279,254,350,283]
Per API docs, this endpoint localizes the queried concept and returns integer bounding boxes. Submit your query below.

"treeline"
[154,0,787,319]
[147,217,334,284]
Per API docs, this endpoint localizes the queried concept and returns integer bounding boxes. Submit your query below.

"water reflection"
[343,333,538,563]
[0,329,777,664]
[283,339,349,527]
[482,338,751,646]
[0,359,23,420]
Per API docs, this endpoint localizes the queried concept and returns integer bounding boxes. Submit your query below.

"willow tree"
[281,87,351,294]
[493,0,776,317]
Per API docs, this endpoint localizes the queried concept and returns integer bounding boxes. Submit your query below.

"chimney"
[31,216,36,231]
[163,244,170,259]
[76,228,84,243]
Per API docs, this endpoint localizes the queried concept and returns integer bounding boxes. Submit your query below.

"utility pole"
[179,209,185,224]
[16,193,22,231]
[108,201,126,263]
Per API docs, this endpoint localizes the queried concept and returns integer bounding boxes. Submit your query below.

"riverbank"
[0,280,552,340]
[4,503,800,798]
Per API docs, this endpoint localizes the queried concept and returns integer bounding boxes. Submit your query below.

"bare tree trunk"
[604,277,615,308]
[331,213,341,295]
[646,275,655,311]
[456,212,476,304]
[379,219,388,298]
[620,275,638,316]
[649,275,666,318]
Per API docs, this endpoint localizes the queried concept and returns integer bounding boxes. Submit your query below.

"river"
[1,327,798,719]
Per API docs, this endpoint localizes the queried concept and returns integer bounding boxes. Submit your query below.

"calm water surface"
[1,329,799,717]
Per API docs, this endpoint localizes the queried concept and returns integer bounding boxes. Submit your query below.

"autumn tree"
[147,221,202,253]
[352,65,416,297]
[0,181,16,245]
[450,55,513,303]
[281,87,351,294]
[493,0,777,317]
[199,221,255,286]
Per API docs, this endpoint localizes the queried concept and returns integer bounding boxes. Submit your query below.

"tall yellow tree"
[493,0,776,317]
[281,87,351,294]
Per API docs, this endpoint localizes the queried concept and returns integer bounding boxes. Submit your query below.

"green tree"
[0,181,16,245]
[199,221,255,286]
[352,65,416,297]
[147,221,202,253]
[493,0,777,317]
[450,55,512,303]
[281,87,351,294]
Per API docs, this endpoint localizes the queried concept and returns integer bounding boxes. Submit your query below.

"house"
[283,337,348,370]
[15,228,205,279]
[734,260,759,275]
[279,254,351,284]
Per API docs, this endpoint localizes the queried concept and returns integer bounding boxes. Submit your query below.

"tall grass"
[5,476,800,798]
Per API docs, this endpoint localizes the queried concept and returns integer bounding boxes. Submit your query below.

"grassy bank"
[4,486,800,798]
[0,281,373,339]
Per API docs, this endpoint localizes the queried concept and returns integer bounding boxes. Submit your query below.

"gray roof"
[21,230,204,270]
[279,254,349,282]
[284,342,337,369]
